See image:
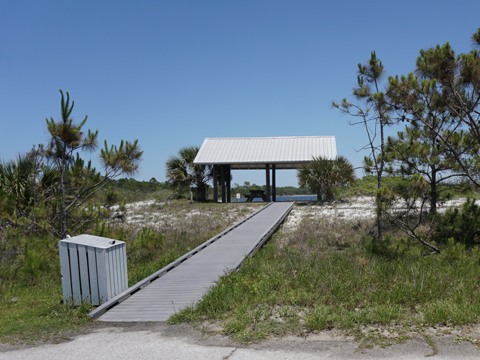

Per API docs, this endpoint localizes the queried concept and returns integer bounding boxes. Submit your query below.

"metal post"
[272,164,276,202]
[213,165,218,202]
[265,163,271,202]
[226,165,231,203]
[220,165,226,203]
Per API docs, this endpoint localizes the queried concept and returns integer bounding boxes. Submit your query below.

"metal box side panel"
[86,246,100,305]
[77,245,90,303]
[106,248,115,299]
[59,241,73,304]
[96,248,108,304]
[67,244,82,305]
[120,244,128,290]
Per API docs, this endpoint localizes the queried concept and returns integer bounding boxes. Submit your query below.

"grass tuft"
[171,209,480,343]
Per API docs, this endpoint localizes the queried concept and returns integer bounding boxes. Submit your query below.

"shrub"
[433,198,480,247]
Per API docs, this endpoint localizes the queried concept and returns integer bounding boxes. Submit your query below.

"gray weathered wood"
[59,235,128,306]
[59,242,72,303]
[93,202,292,322]
[87,246,99,305]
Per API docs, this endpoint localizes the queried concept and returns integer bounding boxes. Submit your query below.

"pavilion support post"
[220,165,226,203]
[226,165,231,203]
[265,163,271,202]
[272,164,276,202]
[212,165,218,203]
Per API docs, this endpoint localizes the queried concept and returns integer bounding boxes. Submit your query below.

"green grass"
[0,280,92,344]
[170,215,480,343]
[0,200,260,344]
[0,235,92,344]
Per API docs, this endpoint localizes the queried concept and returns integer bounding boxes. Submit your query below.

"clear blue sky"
[1,0,479,186]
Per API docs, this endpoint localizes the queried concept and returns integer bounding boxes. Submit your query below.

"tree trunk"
[376,115,385,243]
[375,184,383,243]
[430,168,437,214]
[60,145,67,239]
[196,183,207,202]
[316,187,323,203]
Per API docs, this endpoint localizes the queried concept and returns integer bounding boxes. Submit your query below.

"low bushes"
[171,215,480,342]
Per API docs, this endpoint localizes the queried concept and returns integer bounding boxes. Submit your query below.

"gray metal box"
[59,234,128,306]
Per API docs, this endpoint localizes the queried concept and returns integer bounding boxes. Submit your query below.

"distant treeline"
[230,182,311,197]
[106,176,478,201]
[106,178,312,198]
[107,177,170,192]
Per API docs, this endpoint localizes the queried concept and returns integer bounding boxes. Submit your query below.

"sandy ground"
[110,200,259,231]
[114,197,468,233]
[283,196,468,230]
[111,197,469,231]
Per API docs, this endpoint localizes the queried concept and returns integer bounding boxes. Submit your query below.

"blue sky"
[1,0,479,186]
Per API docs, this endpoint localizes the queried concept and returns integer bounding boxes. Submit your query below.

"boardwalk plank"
[96,202,292,322]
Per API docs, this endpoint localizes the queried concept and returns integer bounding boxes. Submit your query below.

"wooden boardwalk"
[90,202,293,322]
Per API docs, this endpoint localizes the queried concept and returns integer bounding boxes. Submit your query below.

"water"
[232,194,317,203]
[276,194,317,202]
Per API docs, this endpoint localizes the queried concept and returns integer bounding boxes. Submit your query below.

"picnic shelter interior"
[193,136,337,203]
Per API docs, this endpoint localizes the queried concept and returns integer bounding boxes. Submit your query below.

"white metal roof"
[194,136,337,169]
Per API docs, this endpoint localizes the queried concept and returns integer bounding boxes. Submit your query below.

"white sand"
[283,197,470,231]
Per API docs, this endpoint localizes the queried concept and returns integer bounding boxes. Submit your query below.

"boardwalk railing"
[231,202,293,270]
[89,203,273,319]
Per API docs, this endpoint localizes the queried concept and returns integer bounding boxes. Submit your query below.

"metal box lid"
[59,234,125,249]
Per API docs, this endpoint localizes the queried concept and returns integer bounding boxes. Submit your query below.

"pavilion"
[193,136,337,202]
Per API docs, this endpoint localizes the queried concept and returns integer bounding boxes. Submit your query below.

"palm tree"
[298,156,355,203]
[0,155,35,217]
[166,146,212,202]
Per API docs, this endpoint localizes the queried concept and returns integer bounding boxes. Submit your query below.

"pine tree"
[46,90,142,238]
[386,73,458,213]
[333,52,391,241]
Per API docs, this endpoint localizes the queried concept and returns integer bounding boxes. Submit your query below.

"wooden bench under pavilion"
[194,136,337,203]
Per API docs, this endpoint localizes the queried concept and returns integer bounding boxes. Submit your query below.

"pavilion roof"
[193,136,337,169]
